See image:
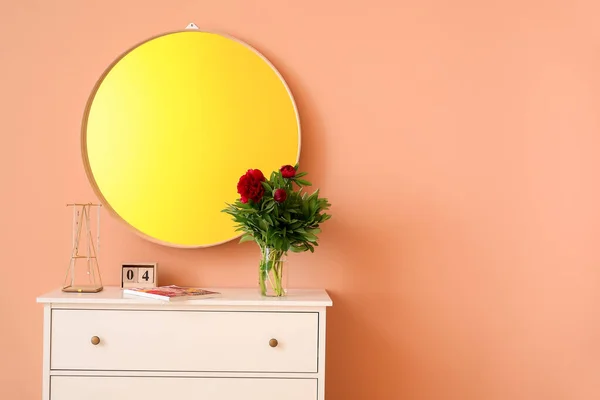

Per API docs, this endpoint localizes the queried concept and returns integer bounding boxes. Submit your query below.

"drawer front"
[50,376,317,400]
[51,310,318,372]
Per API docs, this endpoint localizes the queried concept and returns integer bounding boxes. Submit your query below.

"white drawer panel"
[50,376,317,400]
[51,310,318,372]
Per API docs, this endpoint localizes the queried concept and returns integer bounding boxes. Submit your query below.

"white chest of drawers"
[37,287,332,400]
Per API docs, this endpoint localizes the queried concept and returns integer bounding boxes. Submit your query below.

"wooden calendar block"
[121,263,157,288]
[121,266,138,287]
[138,267,154,285]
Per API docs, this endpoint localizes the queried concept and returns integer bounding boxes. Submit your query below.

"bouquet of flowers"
[222,164,331,296]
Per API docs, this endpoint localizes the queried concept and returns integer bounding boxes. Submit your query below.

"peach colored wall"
[2,1,600,399]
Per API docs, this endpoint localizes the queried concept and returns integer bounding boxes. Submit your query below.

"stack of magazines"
[123,285,221,302]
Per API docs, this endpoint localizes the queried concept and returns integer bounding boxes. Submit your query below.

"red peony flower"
[237,169,266,203]
[280,165,296,178]
[273,188,287,203]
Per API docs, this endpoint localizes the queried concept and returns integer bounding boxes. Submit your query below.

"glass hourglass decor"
[62,203,103,293]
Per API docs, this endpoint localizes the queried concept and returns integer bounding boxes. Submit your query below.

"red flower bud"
[237,169,265,203]
[273,188,287,203]
[280,165,296,178]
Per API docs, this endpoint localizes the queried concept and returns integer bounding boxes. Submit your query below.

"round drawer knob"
[269,338,278,348]
[91,336,101,345]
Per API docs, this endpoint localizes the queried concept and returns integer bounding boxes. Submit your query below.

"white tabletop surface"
[37,286,333,307]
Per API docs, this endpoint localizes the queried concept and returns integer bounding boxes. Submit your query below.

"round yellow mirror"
[82,30,300,248]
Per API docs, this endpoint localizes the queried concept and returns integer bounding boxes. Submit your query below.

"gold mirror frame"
[81,29,301,248]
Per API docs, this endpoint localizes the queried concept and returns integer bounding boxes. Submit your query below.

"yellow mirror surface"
[83,31,300,247]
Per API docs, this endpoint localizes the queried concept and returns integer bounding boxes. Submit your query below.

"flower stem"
[259,246,267,296]
[259,246,286,297]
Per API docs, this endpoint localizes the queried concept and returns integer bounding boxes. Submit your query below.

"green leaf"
[301,200,309,216]
[239,234,255,244]
[264,214,274,226]
[261,181,273,193]
[304,233,318,242]
[265,260,274,273]
[290,244,308,252]
[296,179,312,186]
[282,237,290,251]
[290,221,303,230]
[258,219,268,231]
[320,214,331,222]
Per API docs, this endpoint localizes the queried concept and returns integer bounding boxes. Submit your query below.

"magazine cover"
[123,285,221,301]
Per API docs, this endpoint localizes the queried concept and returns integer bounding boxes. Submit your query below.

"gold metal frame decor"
[62,203,103,293]
[81,25,300,248]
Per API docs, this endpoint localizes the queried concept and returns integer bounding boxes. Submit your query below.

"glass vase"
[258,246,287,297]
